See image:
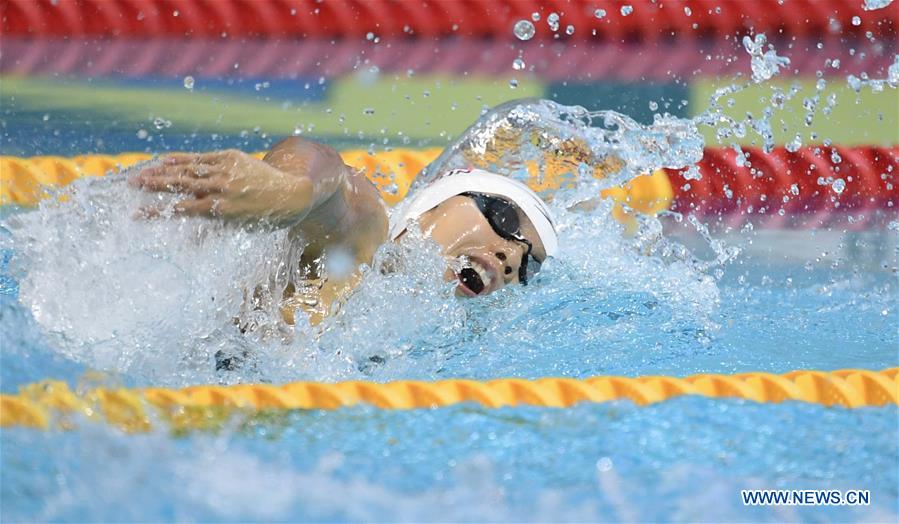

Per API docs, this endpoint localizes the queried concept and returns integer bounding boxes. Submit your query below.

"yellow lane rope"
[0,149,440,207]
[0,150,673,225]
[2,368,896,431]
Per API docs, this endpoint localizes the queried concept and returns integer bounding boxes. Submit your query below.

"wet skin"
[129,137,545,320]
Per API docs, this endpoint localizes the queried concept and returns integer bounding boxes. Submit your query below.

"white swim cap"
[389,168,559,258]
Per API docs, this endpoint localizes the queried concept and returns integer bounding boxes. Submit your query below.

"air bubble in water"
[152,117,170,130]
[366,32,376,41]
[684,7,692,16]
[509,78,519,89]
[832,178,846,194]
[362,108,375,115]
[594,9,606,19]
[851,16,861,26]
[531,12,540,21]
[565,25,575,35]
[621,5,633,16]
[512,58,526,70]
[513,20,536,40]
[183,76,194,90]
[136,129,148,139]
[649,101,658,111]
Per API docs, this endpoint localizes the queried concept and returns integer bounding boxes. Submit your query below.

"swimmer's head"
[390,168,558,297]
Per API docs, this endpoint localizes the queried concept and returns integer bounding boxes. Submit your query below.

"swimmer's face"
[416,195,546,297]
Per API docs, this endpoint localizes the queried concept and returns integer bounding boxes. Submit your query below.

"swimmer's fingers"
[130,173,225,196]
[162,150,246,167]
[137,163,216,179]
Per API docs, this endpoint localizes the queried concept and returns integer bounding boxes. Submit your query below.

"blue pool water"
[1,81,897,520]
[1,171,897,521]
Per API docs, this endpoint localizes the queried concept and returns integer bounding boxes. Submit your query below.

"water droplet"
[366,32,376,41]
[565,25,575,35]
[743,33,790,83]
[547,12,560,31]
[790,184,800,195]
[594,8,606,19]
[649,101,658,111]
[152,117,167,130]
[531,12,540,22]
[136,129,148,139]
[172,9,179,17]
[362,107,375,115]
[888,54,899,82]
[864,0,895,11]
[183,76,194,90]
[832,178,846,194]
[851,16,861,26]
[512,58,525,70]
[513,20,536,40]
[509,78,519,89]
[831,149,842,164]
[621,5,633,16]
[42,114,49,121]
[684,7,692,16]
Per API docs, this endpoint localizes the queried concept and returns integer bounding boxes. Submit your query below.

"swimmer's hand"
[130,149,316,226]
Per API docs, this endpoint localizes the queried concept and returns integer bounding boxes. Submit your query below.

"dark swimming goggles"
[462,192,543,285]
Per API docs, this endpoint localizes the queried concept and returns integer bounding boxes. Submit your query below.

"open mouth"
[455,257,492,296]
[459,267,485,294]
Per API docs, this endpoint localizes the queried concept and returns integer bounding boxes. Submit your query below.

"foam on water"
[1,171,294,385]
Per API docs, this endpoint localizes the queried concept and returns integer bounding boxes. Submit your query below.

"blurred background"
[2,0,896,158]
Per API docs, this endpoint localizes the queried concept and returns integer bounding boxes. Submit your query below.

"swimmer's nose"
[493,244,524,282]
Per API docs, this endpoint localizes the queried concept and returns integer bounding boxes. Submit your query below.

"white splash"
[4,100,727,387]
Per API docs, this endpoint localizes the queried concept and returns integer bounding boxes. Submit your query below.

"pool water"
[1,159,897,520]
[1,21,896,519]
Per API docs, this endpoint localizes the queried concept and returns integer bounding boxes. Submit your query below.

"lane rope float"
[1,368,896,431]
[5,146,897,227]
[0,149,673,229]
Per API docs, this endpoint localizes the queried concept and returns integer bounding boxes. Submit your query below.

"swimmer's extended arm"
[131,137,388,263]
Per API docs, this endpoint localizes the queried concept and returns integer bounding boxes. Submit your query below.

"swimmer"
[129,136,557,324]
